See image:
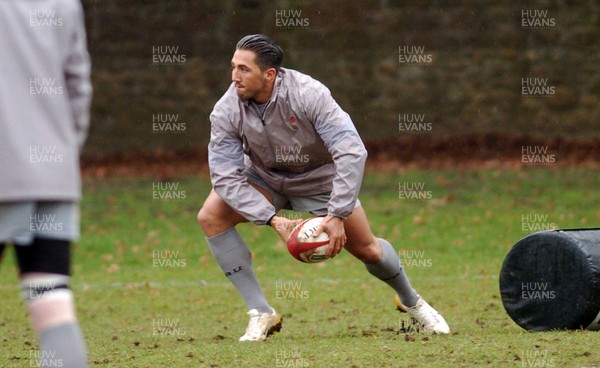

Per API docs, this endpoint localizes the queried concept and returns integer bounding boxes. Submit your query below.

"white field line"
[0,275,498,291]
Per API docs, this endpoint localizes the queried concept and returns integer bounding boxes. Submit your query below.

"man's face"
[231,49,273,102]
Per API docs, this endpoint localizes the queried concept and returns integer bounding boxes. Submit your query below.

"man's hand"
[270,216,303,243]
[314,215,346,258]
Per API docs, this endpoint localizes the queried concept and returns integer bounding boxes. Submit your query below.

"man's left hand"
[314,215,346,258]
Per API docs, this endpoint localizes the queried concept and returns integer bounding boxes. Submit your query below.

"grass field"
[1,168,599,367]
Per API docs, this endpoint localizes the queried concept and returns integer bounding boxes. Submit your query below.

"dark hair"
[236,34,284,71]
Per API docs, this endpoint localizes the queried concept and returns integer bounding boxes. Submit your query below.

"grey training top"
[209,68,368,225]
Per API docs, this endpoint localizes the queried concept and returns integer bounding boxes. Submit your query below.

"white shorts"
[0,201,79,245]
[243,166,361,216]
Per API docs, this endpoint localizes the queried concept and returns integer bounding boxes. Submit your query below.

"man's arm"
[303,80,368,257]
[208,109,277,225]
[306,83,368,219]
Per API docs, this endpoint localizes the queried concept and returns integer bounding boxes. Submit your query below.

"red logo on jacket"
[289,116,298,129]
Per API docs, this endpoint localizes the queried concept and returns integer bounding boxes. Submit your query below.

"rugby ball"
[287,217,330,263]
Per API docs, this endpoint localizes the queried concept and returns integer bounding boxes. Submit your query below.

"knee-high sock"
[206,228,271,313]
[364,238,419,308]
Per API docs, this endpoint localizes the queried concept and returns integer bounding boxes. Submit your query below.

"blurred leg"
[16,238,88,368]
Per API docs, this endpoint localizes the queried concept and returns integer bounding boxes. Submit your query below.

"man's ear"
[264,67,277,81]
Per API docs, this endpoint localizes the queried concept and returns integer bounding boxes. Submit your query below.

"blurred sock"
[207,228,271,313]
[39,322,87,368]
[365,238,419,307]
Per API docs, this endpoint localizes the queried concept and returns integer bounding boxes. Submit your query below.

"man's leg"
[343,206,449,334]
[197,187,284,341]
[198,188,273,314]
[343,206,419,307]
[16,238,88,368]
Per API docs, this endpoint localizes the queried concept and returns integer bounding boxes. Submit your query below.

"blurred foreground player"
[198,34,449,341]
[0,1,92,366]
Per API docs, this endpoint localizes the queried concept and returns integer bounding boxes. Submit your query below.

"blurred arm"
[64,2,92,149]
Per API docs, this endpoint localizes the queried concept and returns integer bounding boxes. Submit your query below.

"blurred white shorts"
[0,201,79,245]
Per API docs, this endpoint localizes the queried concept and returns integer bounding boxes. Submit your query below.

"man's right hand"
[270,216,303,243]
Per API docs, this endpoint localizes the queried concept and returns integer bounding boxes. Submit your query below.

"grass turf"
[1,168,599,367]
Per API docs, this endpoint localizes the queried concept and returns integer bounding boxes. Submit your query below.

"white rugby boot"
[239,308,283,341]
[396,294,450,334]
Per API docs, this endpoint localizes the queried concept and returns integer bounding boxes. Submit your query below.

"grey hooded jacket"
[0,0,91,201]
[209,68,367,225]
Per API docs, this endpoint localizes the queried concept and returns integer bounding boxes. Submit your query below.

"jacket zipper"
[249,101,277,164]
